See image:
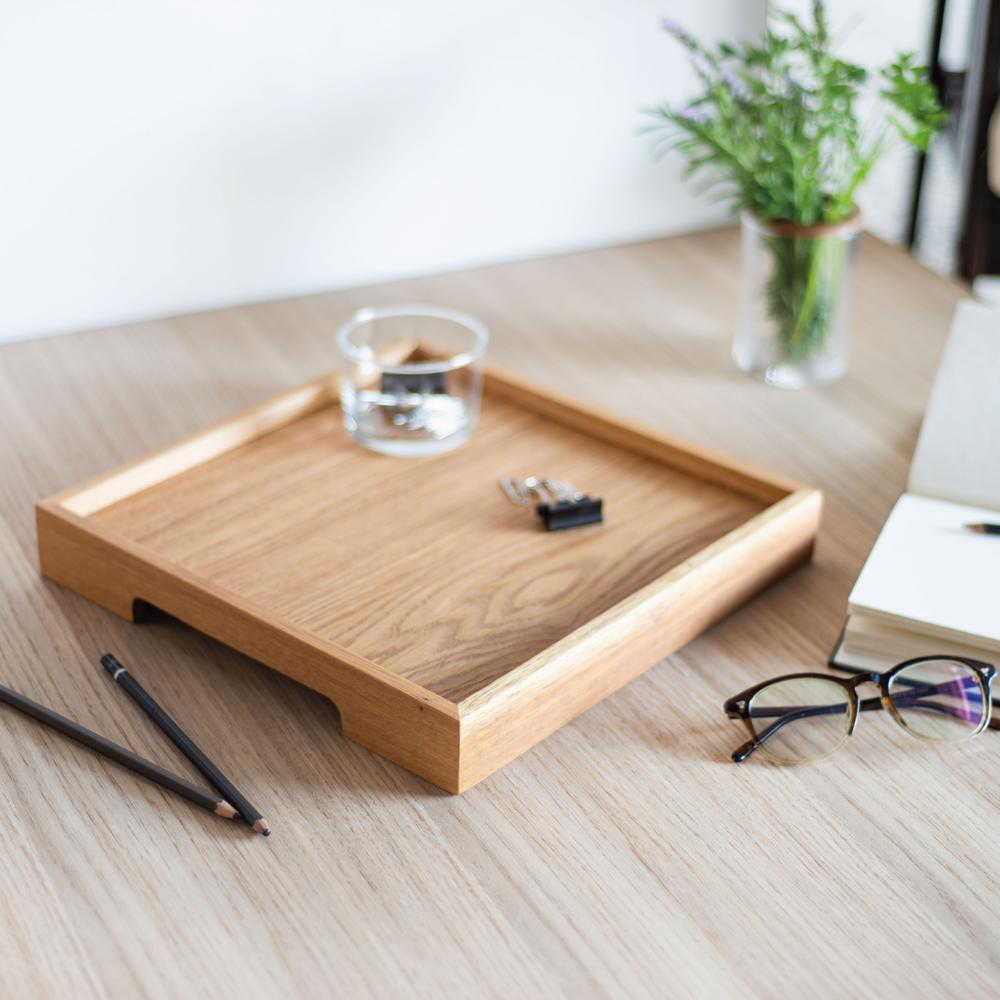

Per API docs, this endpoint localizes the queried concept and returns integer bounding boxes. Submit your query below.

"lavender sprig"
[646,6,946,225]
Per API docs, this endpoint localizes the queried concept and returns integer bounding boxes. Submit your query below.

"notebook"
[830,300,1000,672]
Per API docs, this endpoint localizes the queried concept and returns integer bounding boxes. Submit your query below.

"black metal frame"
[724,655,998,763]
[958,0,1000,277]
[906,0,948,249]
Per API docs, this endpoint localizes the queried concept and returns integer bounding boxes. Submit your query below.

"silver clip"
[499,476,583,506]
[540,478,583,503]
[499,475,603,531]
[499,477,535,506]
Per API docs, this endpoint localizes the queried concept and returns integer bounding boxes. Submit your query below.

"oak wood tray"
[36,366,822,792]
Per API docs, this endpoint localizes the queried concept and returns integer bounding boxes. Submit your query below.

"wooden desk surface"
[1,229,995,998]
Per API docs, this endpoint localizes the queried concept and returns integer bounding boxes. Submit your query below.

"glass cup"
[336,305,489,457]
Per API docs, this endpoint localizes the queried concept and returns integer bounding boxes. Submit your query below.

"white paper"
[848,494,1000,645]
[908,299,1000,509]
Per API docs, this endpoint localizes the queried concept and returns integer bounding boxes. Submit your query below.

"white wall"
[0,1,766,344]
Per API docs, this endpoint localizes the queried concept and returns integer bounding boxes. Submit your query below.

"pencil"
[101,654,270,836]
[965,522,1000,535]
[0,682,238,821]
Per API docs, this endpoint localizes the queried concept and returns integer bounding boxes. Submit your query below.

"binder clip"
[380,370,447,396]
[499,476,603,532]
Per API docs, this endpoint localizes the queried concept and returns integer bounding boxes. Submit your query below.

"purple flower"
[678,104,711,124]
[689,52,711,79]
[661,16,697,49]
[720,67,749,100]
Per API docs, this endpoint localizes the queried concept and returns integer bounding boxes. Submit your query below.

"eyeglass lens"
[746,677,852,763]
[887,659,986,742]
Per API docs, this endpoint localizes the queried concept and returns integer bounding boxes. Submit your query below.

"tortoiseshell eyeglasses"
[724,656,998,763]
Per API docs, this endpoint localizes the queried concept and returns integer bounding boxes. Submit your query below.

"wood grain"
[1,227,996,998]
[75,381,771,697]
[38,361,817,790]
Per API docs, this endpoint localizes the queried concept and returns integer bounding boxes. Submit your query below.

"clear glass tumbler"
[336,304,489,457]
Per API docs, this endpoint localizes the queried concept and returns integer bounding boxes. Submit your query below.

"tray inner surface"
[88,391,765,702]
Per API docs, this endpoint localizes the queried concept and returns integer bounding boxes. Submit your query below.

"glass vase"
[733,209,861,389]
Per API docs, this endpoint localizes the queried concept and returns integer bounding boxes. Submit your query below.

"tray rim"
[36,364,822,791]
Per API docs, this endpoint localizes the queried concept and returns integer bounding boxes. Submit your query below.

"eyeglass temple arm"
[871,687,1000,730]
[730,702,850,762]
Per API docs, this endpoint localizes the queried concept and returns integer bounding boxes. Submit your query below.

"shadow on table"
[38,588,453,805]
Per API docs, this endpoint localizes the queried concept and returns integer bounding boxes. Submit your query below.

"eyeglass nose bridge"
[846,671,880,688]
[844,673,882,736]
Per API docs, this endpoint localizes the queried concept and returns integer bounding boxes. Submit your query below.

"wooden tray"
[36,366,822,792]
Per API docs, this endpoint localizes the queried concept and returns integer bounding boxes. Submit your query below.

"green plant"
[646,2,946,369]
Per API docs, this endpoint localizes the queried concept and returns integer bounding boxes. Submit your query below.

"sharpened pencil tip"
[215,800,239,819]
[965,523,986,533]
[254,819,271,836]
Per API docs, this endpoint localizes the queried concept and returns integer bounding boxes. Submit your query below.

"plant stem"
[787,241,824,354]
[763,232,848,364]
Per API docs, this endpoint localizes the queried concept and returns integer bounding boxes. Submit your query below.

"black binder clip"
[499,476,603,532]
[380,370,447,395]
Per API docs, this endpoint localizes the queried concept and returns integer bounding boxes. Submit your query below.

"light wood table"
[0,229,994,999]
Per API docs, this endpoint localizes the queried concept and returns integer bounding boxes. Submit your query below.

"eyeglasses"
[723,656,999,764]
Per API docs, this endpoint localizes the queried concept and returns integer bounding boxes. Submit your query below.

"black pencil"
[0,682,238,821]
[101,654,270,836]
[965,522,1000,535]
